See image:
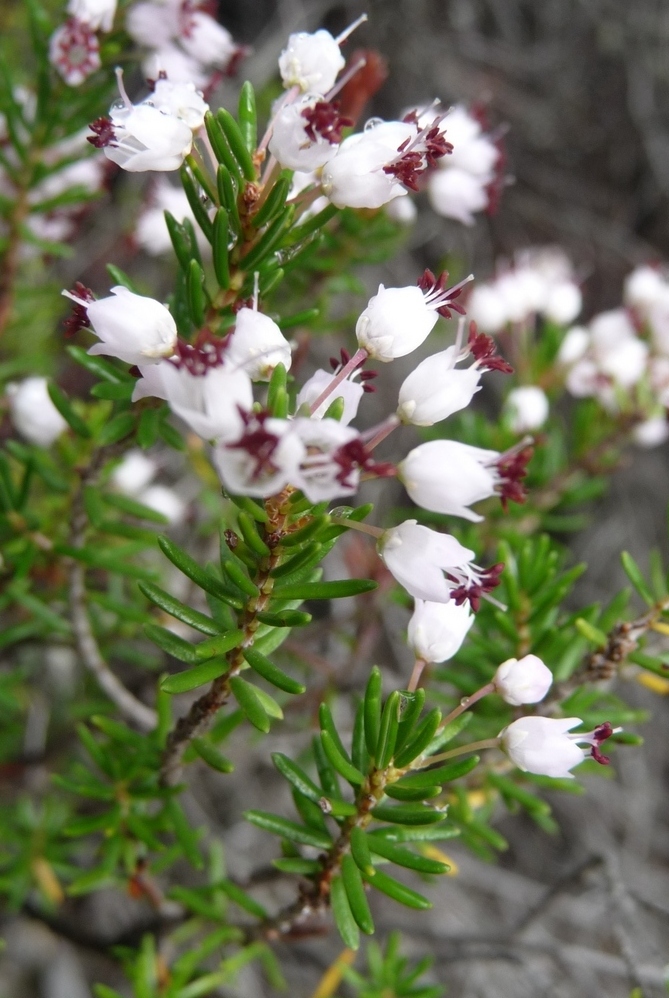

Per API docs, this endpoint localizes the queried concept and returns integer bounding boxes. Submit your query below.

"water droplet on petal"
[364,116,384,132]
[460,696,470,707]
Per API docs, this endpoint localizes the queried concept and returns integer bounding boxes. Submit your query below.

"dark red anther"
[170,329,230,376]
[590,721,614,766]
[63,283,95,338]
[87,116,116,149]
[468,322,514,374]
[226,409,282,482]
[449,562,504,613]
[497,445,533,510]
[302,100,352,145]
[333,438,395,488]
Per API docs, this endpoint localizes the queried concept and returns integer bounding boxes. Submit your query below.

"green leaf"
[341,853,374,934]
[217,878,267,919]
[272,579,377,600]
[394,689,427,754]
[313,733,341,799]
[350,826,375,878]
[237,510,271,557]
[222,558,259,597]
[252,175,291,230]
[574,617,608,646]
[372,822,459,843]
[255,609,312,627]
[397,756,480,789]
[180,166,214,242]
[371,804,446,825]
[244,646,305,694]
[620,551,655,606]
[321,730,365,786]
[160,659,229,694]
[230,675,270,732]
[253,684,283,720]
[139,582,221,635]
[376,690,401,769]
[54,544,157,582]
[194,629,245,660]
[164,211,193,271]
[192,738,234,773]
[187,258,207,327]
[67,346,131,383]
[216,108,256,180]
[272,857,321,875]
[158,536,244,608]
[393,708,442,769]
[364,666,383,758]
[486,772,552,816]
[384,784,441,802]
[363,867,432,910]
[239,205,295,272]
[272,753,322,803]
[330,874,360,950]
[97,411,135,446]
[145,623,200,663]
[167,798,204,868]
[212,207,231,289]
[367,835,449,875]
[237,81,257,153]
[216,164,241,233]
[47,382,91,437]
[243,810,332,849]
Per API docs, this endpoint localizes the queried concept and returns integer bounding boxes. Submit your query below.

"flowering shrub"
[1,4,668,995]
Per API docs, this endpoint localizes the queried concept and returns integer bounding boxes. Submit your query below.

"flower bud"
[398,440,499,522]
[278,30,345,93]
[505,385,549,433]
[226,309,292,381]
[493,654,552,705]
[6,377,68,448]
[407,599,474,663]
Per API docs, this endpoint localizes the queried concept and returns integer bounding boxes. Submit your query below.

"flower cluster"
[468,246,583,334]
[126,0,243,90]
[49,0,117,86]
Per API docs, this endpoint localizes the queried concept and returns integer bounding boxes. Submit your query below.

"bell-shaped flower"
[139,484,187,525]
[269,96,348,172]
[407,599,474,663]
[88,98,193,173]
[63,285,177,366]
[66,0,116,31]
[379,519,503,609]
[125,0,178,49]
[356,270,469,363]
[225,308,292,382]
[493,655,552,705]
[466,284,508,334]
[544,281,582,325]
[296,367,364,424]
[149,78,208,131]
[558,326,590,366]
[427,167,489,226]
[624,264,666,315]
[291,417,362,502]
[397,346,481,425]
[398,439,530,521]
[179,11,239,69]
[633,416,669,448]
[132,354,253,442]
[142,46,210,89]
[213,414,305,498]
[322,121,414,209]
[499,717,618,778]
[278,30,345,93]
[505,385,549,433]
[6,377,68,448]
[50,19,101,86]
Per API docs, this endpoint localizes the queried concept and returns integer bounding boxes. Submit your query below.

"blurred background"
[3,1,669,996]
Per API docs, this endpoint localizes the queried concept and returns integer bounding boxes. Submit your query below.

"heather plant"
[2,3,669,996]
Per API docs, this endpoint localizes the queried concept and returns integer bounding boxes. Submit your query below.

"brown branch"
[0,186,29,338]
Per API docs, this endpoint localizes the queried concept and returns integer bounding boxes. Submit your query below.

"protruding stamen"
[115,66,133,110]
[335,13,368,46]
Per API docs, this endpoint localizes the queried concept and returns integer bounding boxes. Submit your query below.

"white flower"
[493,655,552,705]
[544,281,582,325]
[633,416,669,448]
[6,377,68,447]
[291,417,361,502]
[111,450,157,495]
[397,345,481,425]
[269,96,342,172]
[149,78,208,131]
[213,415,305,498]
[398,440,501,521]
[179,11,237,69]
[386,196,417,224]
[67,0,117,31]
[407,599,474,663]
[132,360,253,441]
[356,272,467,363]
[427,167,489,226]
[558,326,590,366]
[96,101,193,173]
[279,30,345,93]
[139,484,186,525]
[466,284,508,334]
[64,285,178,366]
[505,385,549,432]
[321,121,415,210]
[126,0,179,49]
[225,308,292,381]
[499,717,618,778]
[143,46,210,89]
[296,368,364,424]
[49,20,101,87]
[379,519,496,606]
[624,264,666,315]
[646,289,669,355]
